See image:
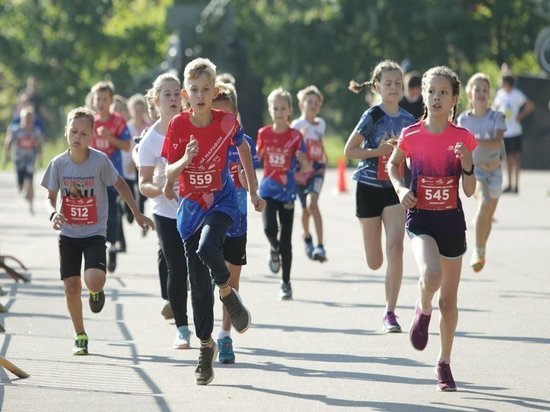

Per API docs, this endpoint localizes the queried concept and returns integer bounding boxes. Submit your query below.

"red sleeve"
[397,132,409,156]
[161,116,186,164]
[464,130,477,152]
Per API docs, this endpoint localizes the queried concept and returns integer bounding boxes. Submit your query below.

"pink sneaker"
[409,302,431,350]
[435,361,457,391]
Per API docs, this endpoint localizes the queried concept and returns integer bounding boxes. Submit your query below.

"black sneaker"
[195,343,218,385]
[304,237,314,259]
[107,249,117,273]
[279,281,292,300]
[269,247,281,273]
[220,289,251,333]
[89,290,105,313]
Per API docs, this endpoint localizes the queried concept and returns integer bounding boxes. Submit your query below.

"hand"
[378,139,395,156]
[250,192,265,212]
[163,181,176,200]
[183,135,199,163]
[453,142,473,170]
[134,213,155,233]
[398,188,417,209]
[51,212,66,230]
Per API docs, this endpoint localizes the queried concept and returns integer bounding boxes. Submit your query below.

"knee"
[438,295,457,317]
[307,201,319,215]
[366,255,383,271]
[64,279,81,296]
[420,269,442,293]
[196,241,219,265]
[385,240,404,261]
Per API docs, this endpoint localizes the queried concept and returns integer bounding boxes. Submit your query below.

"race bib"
[183,165,222,193]
[62,196,98,225]
[265,146,291,171]
[306,140,324,162]
[416,176,458,211]
[377,155,403,181]
[18,136,35,150]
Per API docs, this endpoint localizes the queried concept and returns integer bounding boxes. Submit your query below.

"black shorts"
[16,168,33,187]
[406,226,466,259]
[504,135,522,154]
[356,182,400,218]
[59,235,106,279]
[223,234,247,266]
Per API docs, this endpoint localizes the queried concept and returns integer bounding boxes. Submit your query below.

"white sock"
[217,329,231,340]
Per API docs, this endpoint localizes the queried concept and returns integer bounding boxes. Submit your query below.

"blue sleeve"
[232,126,244,147]
[244,134,261,168]
[354,111,373,141]
[119,126,132,141]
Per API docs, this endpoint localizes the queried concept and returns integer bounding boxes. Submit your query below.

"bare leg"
[410,235,442,314]
[438,257,462,362]
[381,204,405,312]
[64,277,84,334]
[308,193,324,246]
[358,217,383,270]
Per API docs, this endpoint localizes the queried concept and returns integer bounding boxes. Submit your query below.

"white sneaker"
[173,326,191,349]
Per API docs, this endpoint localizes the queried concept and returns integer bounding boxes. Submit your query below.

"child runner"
[161,57,264,385]
[89,81,132,273]
[388,66,477,391]
[2,105,42,214]
[291,85,328,262]
[344,60,416,333]
[457,73,506,272]
[138,73,192,349]
[41,107,154,355]
[257,87,308,300]
[212,81,261,364]
[492,71,535,194]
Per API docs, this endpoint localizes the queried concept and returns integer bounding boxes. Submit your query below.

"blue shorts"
[297,175,324,208]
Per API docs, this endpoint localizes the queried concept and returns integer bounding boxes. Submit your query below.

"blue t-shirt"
[352,105,416,188]
[226,134,261,238]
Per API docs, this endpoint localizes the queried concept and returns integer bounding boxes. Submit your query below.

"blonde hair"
[144,73,181,118]
[67,106,95,129]
[421,66,461,122]
[297,85,324,105]
[267,87,293,122]
[465,72,491,110]
[214,82,238,113]
[184,57,216,87]
[349,60,402,93]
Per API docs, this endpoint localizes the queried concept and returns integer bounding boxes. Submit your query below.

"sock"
[217,329,231,340]
[475,247,485,257]
[200,337,214,348]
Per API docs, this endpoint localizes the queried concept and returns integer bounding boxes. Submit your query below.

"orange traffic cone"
[333,156,348,195]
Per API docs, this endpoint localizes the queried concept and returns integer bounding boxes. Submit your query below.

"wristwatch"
[462,165,475,176]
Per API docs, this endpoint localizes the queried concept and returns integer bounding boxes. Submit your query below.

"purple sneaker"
[409,302,431,350]
[383,311,402,333]
[435,361,457,391]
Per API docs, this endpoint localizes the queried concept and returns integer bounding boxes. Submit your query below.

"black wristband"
[462,165,475,176]
[49,211,57,221]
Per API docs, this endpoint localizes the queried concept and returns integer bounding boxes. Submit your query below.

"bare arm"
[97,127,131,151]
[344,132,393,160]
[517,98,535,122]
[237,141,264,212]
[138,165,162,198]
[2,128,13,165]
[454,142,476,197]
[388,148,417,209]
[114,176,155,231]
[46,189,66,230]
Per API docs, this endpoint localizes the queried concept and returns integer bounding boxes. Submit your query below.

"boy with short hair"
[41,107,154,355]
[162,57,264,385]
[89,81,132,272]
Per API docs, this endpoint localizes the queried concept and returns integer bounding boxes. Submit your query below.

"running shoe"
[89,290,105,313]
[173,325,191,349]
[73,333,88,355]
[312,244,327,262]
[279,281,293,300]
[217,336,235,364]
[195,343,218,385]
[383,311,402,333]
[435,361,457,391]
[304,237,314,259]
[220,289,251,333]
[107,248,117,273]
[161,300,174,320]
[269,246,281,273]
[409,302,431,351]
